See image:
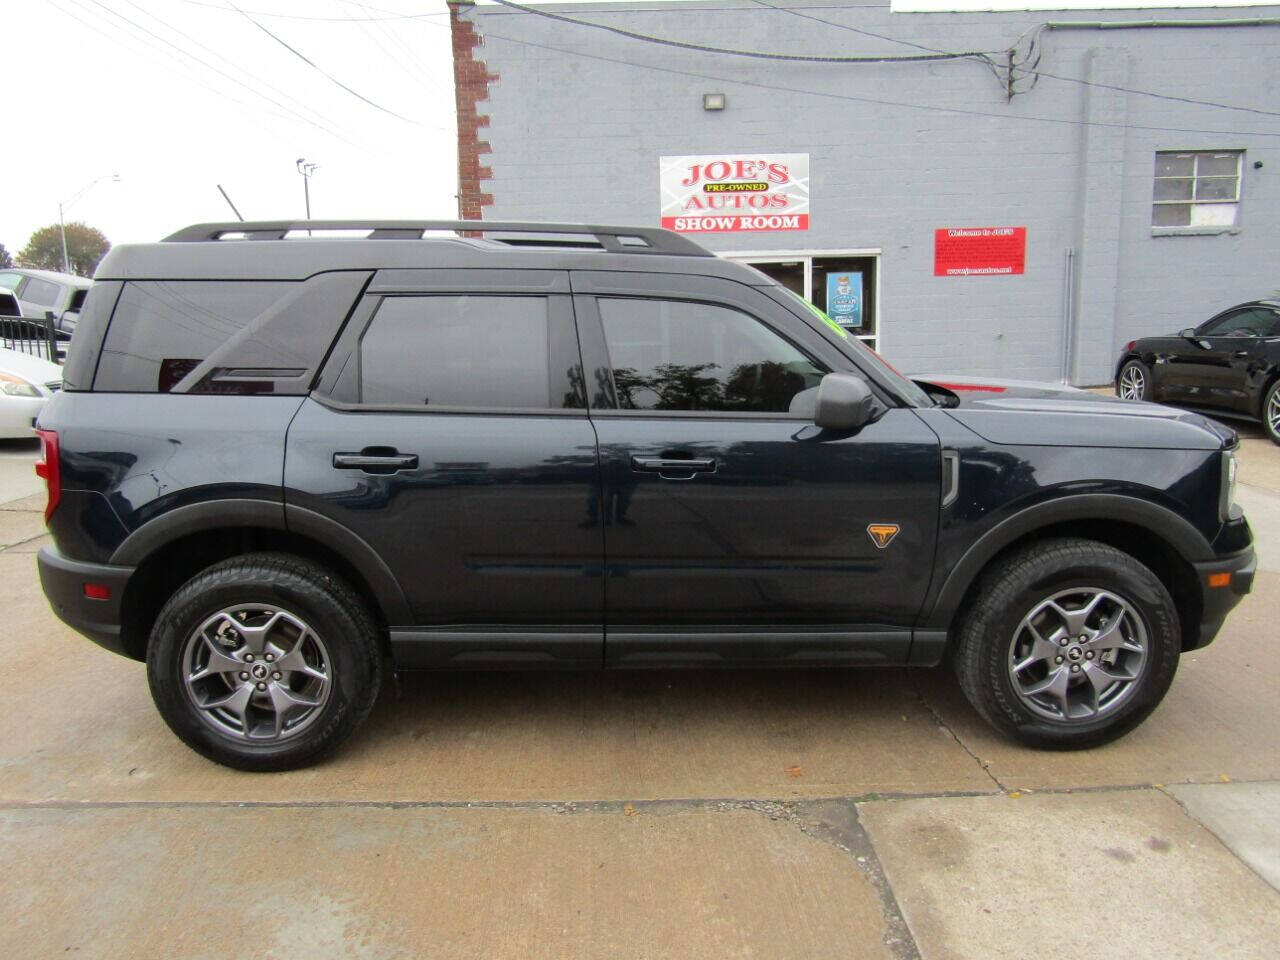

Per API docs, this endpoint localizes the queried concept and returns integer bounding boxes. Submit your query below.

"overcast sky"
[7,0,1271,259]
[6,1,460,254]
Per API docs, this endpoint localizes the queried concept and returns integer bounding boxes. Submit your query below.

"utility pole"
[296,158,318,222]
[58,174,120,274]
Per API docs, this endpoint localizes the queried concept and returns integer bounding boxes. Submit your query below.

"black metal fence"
[0,316,60,363]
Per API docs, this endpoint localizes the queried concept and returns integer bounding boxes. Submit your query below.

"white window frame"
[1152,150,1243,233]
[722,249,883,353]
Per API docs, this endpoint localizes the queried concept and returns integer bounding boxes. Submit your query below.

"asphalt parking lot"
[1,423,1278,960]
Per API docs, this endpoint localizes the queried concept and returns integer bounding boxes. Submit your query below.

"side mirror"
[814,373,885,431]
[1179,327,1197,339]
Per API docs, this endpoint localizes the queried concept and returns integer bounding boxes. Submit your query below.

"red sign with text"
[934,227,1026,277]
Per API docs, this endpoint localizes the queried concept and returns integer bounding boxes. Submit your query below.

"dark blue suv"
[35,221,1255,770]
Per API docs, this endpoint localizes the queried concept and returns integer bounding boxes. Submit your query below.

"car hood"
[910,375,1234,449]
[0,348,63,390]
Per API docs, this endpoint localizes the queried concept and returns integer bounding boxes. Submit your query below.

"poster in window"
[826,272,863,328]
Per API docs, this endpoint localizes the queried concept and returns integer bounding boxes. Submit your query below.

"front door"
[284,269,604,667]
[571,271,941,667]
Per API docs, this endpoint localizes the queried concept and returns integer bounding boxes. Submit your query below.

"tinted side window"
[95,281,293,392]
[20,277,60,307]
[598,297,826,413]
[359,295,579,410]
[1201,308,1274,338]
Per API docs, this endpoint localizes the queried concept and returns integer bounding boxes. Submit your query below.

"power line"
[120,0,357,135]
[486,0,999,64]
[172,0,450,21]
[479,26,1280,139]
[752,1,1280,118]
[228,2,420,122]
[72,0,360,145]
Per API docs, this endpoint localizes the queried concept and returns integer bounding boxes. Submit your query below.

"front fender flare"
[920,493,1214,631]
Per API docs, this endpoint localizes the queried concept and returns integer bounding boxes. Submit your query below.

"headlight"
[0,372,41,398]
[1220,449,1238,521]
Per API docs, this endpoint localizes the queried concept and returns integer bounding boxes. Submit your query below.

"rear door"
[572,271,942,667]
[284,269,605,668]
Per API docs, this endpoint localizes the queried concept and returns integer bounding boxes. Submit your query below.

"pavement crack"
[911,675,1007,793]
[749,799,922,960]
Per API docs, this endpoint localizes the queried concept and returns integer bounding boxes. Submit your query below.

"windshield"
[777,286,934,407]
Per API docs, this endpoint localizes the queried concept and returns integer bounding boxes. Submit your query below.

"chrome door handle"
[333,451,419,472]
[631,456,716,479]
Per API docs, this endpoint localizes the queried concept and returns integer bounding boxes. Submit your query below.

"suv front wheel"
[953,538,1180,749]
[147,553,382,771]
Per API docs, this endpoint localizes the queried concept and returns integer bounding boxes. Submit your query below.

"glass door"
[729,254,878,352]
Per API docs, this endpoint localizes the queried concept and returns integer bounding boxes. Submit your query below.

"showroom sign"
[934,227,1026,276]
[660,154,810,233]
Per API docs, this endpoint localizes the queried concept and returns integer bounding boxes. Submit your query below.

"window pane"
[599,298,825,413]
[1153,178,1193,201]
[20,277,60,306]
[1152,204,1191,227]
[96,281,293,391]
[1195,177,1238,201]
[360,296,554,409]
[1155,153,1194,177]
[1190,203,1237,227]
[1197,153,1239,177]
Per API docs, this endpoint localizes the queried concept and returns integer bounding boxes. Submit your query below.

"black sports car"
[1116,298,1280,443]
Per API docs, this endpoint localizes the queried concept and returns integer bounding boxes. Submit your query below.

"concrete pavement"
[1,428,1277,959]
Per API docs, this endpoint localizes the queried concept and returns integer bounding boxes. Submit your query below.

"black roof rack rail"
[162,220,714,257]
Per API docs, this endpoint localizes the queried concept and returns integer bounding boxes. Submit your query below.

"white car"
[0,346,62,439]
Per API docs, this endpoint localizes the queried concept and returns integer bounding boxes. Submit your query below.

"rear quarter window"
[94,281,294,392]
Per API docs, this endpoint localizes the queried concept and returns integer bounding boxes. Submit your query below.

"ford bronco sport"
[36,221,1255,770]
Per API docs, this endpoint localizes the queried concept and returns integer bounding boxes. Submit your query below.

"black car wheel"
[1116,360,1150,401]
[953,538,1180,749]
[147,552,382,771]
[1262,379,1280,446]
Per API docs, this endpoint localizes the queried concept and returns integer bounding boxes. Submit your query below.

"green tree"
[17,222,110,277]
[0,243,11,269]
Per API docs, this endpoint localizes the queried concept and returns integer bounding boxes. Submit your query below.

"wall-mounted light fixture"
[702,93,726,111]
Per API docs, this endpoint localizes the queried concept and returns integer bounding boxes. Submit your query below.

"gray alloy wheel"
[1117,361,1147,401]
[1264,380,1280,445]
[148,552,381,771]
[1007,587,1149,723]
[952,537,1179,750]
[180,604,332,742]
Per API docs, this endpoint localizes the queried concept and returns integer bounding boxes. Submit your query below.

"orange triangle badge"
[867,523,900,549]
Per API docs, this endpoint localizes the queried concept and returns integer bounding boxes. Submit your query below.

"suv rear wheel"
[1116,359,1150,401]
[146,553,382,771]
[953,538,1179,749]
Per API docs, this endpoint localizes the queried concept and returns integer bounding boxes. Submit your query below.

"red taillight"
[1126,340,1136,352]
[83,583,112,600]
[34,429,61,523]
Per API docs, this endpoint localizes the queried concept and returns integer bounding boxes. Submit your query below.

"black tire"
[1116,359,1151,401]
[952,538,1179,750]
[1261,379,1280,446]
[147,552,382,771]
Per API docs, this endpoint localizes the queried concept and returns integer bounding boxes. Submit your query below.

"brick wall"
[449,2,497,220]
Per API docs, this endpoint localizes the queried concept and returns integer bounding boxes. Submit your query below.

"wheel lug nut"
[244,654,254,663]
[256,682,266,691]
[1055,655,1064,664]
[1071,664,1081,673]
[1086,651,1095,660]
[1058,638,1069,646]
[272,672,282,680]
[265,654,274,662]
[239,671,249,681]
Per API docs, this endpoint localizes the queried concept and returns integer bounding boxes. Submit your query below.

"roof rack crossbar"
[162,220,712,257]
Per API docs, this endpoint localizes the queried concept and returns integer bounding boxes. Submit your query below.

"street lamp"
[59,173,120,275]
[296,158,318,220]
